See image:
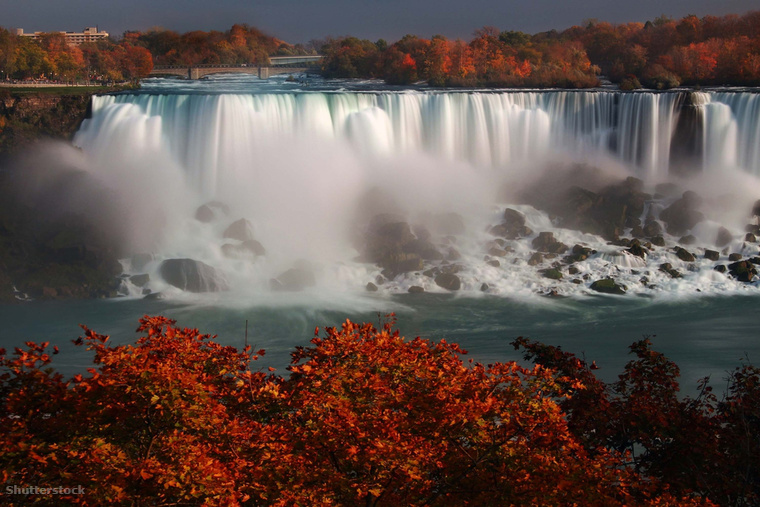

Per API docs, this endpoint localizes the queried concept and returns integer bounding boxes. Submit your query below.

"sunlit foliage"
[3,315,756,504]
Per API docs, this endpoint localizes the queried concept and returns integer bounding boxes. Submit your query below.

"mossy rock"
[728,261,757,282]
[590,278,626,295]
[540,268,563,280]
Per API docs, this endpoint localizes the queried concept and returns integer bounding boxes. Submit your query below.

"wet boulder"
[271,267,316,291]
[540,268,563,280]
[561,177,649,240]
[752,199,760,217]
[532,232,568,254]
[488,246,508,257]
[528,252,544,266]
[403,238,443,260]
[242,239,266,256]
[704,249,720,261]
[363,214,445,275]
[223,218,256,242]
[551,186,601,235]
[379,253,424,279]
[446,248,462,261]
[627,239,648,259]
[363,215,416,263]
[490,222,532,240]
[659,191,704,235]
[715,227,733,247]
[564,244,594,263]
[595,177,648,228]
[497,208,532,239]
[129,273,150,287]
[659,263,682,278]
[728,260,757,282]
[643,219,662,238]
[195,201,230,223]
[674,247,696,262]
[589,278,626,295]
[434,272,461,291]
[159,259,229,292]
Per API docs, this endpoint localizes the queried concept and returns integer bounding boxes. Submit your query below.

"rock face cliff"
[0,91,93,156]
[0,90,122,303]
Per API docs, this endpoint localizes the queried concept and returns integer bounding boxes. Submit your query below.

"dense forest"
[0,24,311,84]
[0,11,759,87]
[0,29,153,83]
[320,11,760,88]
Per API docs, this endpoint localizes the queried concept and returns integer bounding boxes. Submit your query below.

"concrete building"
[15,27,109,46]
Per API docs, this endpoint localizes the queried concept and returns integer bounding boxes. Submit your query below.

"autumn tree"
[321,36,381,78]
[0,316,281,504]
[514,336,759,505]
[0,315,728,505]
[113,43,153,82]
[423,35,452,86]
[12,38,53,80]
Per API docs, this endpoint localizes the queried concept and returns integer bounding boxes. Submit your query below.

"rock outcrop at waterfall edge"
[159,259,229,293]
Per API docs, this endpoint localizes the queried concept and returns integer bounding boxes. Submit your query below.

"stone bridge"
[150,56,323,80]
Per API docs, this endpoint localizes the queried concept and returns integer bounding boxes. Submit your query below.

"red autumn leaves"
[2,315,757,505]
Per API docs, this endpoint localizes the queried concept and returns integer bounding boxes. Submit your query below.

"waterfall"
[71,87,760,300]
[80,90,760,192]
[708,92,760,174]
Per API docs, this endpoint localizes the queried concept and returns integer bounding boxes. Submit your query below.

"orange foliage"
[572,11,760,86]
[0,316,740,505]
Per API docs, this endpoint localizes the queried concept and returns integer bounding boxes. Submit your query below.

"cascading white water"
[71,88,760,301]
[81,91,760,181]
[707,92,760,174]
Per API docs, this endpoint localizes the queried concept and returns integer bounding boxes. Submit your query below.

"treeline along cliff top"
[1,11,759,87]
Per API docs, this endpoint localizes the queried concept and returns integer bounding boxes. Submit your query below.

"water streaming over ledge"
[72,87,760,302]
[80,90,760,182]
